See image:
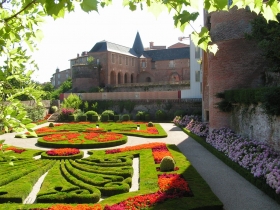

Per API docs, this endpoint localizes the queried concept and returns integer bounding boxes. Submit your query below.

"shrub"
[68,115,75,122]
[155,110,166,121]
[49,123,54,127]
[122,114,130,121]
[102,110,114,120]
[144,114,150,122]
[135,111,146,121]
[91,115,98,122]
[59,108,75,122]
[77,115,87,122]
[101,114,109,122]
[147,122,153,127]
[174,110,187,117]
[24,105,45,122]
[114,115,120,122]
[61,94,82,109]
[85,111,98,116]
[160,156,175,172]
[51,106,58,113]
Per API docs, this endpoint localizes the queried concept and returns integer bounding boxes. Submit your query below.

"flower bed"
[4,146,26,154]
[37,132,127,149]
[104,173,192,210]
[41,148,84,160]
[206,127,280,194]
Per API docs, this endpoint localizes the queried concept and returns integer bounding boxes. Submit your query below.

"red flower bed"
[5,146,26,154]
[152,144,173,164]
[130,127,159,134]
[104,173,192,210]
[105,142,166,154]
[42,132,124,144]
[35,127,57,134]
[46,148,80,156]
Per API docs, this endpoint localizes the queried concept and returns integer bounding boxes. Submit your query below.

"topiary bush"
[160,156,175,172]
[100,114,109,122]
[122,114,130,121]
[101,110,114,121]
[135,111,146,121]
[49,123,54,127]
[147,122,153,127]
[155,110,166,121]
[114,115,120,122]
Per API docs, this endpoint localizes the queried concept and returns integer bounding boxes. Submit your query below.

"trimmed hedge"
[37,137,127,149]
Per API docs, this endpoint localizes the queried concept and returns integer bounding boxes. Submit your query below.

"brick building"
[70,32,190,92]
[202,6,266,130]
[50,68,71,89]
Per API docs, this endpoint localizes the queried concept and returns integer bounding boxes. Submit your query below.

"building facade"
[50,68,72,89]
[70,32,190,92]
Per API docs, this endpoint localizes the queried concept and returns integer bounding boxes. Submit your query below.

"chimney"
[77,53,79,58]
[149,42,154,49]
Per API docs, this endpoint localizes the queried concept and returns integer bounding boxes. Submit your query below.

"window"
[119,55,122,64]
[58,81,61,85]
[195,70,200,82]
[195,47,200,59]
[96,59,100,65]
[112,54,115,63]
[151,61,156,69]
[142,61,147,68]
[169,60,175,68]
[125,57,128,65]
[57,73,60,79]
[66,73,68,78]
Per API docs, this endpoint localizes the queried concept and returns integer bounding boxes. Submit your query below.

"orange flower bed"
[48,204,102,210]
[41,132,124,144]
[46,148,80,156]
[158,174,191,193]
[130,127,159,134]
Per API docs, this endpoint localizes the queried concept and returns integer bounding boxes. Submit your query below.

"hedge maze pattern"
[0,154,134,204]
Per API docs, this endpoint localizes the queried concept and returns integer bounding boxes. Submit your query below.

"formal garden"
[0,118,223,210]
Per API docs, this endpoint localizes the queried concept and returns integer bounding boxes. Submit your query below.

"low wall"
[230,104,280,152]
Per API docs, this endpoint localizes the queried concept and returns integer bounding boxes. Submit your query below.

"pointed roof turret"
[132,32,144,57]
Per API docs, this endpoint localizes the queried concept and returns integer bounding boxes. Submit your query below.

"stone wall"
[230,104,280,152]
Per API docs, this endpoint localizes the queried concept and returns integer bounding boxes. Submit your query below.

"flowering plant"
[206,127,280,194]
[46,148,80,156]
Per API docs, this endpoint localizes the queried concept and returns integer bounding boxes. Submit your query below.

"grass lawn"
[0,122,223,209]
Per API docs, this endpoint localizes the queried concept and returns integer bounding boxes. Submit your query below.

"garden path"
[1,123,280,209]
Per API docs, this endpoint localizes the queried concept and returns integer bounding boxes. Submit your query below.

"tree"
[246,14,280,72]
[0,0,278,133]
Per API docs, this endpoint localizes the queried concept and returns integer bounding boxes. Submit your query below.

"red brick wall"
[207,8,266,130]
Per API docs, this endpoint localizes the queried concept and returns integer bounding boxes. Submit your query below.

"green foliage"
[155,109,166,121]
[61,94,82,109]
[101,110,114,120]
[122,114,130,121]
[160,156,175,172]
[85,111,98,116]
[216,87,280,115]
[51,79,72,100]
[147,122,153,127]
[246,14,280,72]
[100,114,109,122]
[24,105,45,122]
[51,106,58,113]
[124,100,135,113]
[114,115,120,122]
[91,102,98,112]
[135,111,146,121]
[173,110,187,117]
[49,123,54,127]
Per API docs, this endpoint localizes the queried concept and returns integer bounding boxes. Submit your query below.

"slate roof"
[132,32,144,57]
[89,40,138,57]
[88,33,190,61]
[143,47,190,61]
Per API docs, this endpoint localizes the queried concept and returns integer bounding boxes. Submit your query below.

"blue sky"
[31,1,203,83]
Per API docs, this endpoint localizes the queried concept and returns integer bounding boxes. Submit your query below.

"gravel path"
[1,122,280,209]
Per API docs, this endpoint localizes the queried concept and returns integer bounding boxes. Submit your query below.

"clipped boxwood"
[100,114,109,122]
[68,115,75,122]
[114,115,120,122]
[78,115,87,122]
[122,114,130,121]
[41,151,84,160]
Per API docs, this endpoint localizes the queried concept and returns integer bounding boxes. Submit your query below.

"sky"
[31,1,203,83]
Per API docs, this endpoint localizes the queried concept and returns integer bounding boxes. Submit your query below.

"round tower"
[207,7,266,130]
